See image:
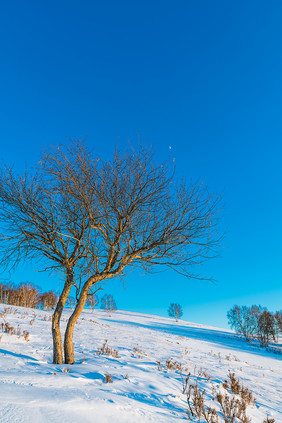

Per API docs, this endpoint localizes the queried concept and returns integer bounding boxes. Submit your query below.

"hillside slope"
[0,305,281,422]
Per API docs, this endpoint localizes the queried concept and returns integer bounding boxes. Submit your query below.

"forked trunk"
[52,269,73,364]
[64,279,95,364]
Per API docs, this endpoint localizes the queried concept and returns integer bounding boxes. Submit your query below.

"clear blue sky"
[1,1,281,328]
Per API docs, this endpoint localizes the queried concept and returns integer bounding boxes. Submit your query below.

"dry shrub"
[216,393,251,423]
[228,372,241,395]
[23,330,30,342]
[1,322,15,335]
[182,370,255,423]
[165,358,184,372]
[131,346,147,359]
[96,340,119,358]
[263,417,275,423]
[0,320,29,342]
[156,360,163,371]
[104,374,113,383]
[227,372,255,405]
[183,372,218,422]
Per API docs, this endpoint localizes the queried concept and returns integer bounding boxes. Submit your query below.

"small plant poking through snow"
[96,340,119,358]
[165,358,185,372]
[0,320,30,342]
[104,374,113,383]
[23,330,30,342]
[131,345,147,359]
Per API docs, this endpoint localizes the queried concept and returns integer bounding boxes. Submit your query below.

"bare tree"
[273,311,282,342]
[168,303,183,321]
[87,291,99,312]
[66,296,77,310]
[1,140,221,364]
[227,305,259,342]
[39,291,57,310]
[41,141,221,364]
[101,294,117,314]
[257,310,275,347]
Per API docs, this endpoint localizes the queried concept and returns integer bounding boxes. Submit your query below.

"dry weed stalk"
[131,346,147,359]
[96,340,119,358]
[104,374,113,383]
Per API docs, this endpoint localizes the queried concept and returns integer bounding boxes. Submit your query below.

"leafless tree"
[257,310,275,347]
[39,291,57,310]
[227,305,259,342]
[87,291,99,312]
[273,311,282,342]
[40,141,221,364]
[168,303,183,321]
[101,294,117,314]
[0,140,222,364]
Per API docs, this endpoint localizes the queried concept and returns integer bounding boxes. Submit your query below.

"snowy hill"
[0,305,281,422]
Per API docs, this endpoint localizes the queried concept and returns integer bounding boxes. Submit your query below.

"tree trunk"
[64,279,94,364]
[52,269,73,364]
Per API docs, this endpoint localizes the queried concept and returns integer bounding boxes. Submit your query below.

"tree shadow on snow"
[0,348,38,362]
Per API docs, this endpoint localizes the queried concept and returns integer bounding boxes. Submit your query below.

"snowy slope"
[0,305,281,422]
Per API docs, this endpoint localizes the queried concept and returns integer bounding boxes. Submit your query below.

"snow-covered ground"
[0,304,281,422]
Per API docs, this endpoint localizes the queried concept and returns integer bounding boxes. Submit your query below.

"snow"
[0,305,281,422]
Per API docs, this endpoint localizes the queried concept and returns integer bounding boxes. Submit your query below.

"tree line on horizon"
[0,281,117,313]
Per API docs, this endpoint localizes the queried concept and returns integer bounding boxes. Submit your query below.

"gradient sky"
[0,1,281,328]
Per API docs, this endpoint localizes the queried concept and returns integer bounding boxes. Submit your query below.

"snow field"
[0,305,281,422]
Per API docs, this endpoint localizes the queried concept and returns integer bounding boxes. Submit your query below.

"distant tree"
[9,282,41,308]
[168,303,183,321]
[257,310,275,347]
[0,282,14,304]
[273,311,282,342]
[39,291,57,310]
[101,294,117,314]
[227,304,279,347]
[87,292,99,312]
[227,305,262,342]
[67,296,77,310]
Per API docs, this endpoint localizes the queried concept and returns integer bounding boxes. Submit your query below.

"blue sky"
[0,1,281,328]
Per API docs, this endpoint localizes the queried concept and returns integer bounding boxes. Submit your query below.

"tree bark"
[64,278,94,364]
[52,269,73,364]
